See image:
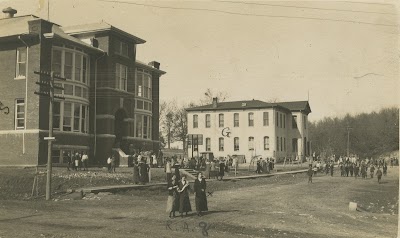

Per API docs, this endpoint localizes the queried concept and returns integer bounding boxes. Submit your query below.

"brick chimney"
[148,61,160,69]
[212,97,218,108]
[2,7,17,18]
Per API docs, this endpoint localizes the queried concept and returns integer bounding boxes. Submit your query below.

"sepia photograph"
[0,0,398,237]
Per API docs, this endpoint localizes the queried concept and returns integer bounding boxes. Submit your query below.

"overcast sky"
[1,0,398,122]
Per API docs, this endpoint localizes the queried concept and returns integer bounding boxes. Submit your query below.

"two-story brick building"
[186,99,311,163]
[0,7,165,166]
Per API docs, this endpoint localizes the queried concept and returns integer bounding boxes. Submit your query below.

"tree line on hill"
[309,107,399,159]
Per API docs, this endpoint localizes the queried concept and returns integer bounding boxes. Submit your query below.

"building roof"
[277,101,311,113]
[135,60,166,75]
[61,22,146,44]
[186,99,311,114]
[44,25,104,53]
[0,15,38,38]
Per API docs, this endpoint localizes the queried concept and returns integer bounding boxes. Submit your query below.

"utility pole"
[34,70,65,200]
[346,126,353,158]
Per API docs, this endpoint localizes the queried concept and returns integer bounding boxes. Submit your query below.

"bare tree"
[200,88,229,105]
[172,105,188,154]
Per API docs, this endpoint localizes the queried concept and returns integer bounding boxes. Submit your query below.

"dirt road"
[0,167,397,238]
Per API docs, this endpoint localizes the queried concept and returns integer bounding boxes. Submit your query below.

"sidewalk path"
[81,168,307,193]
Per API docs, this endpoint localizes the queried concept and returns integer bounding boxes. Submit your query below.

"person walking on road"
[370,165,375,179]
[330,162,334,177]
[218,159,226,180]
[376,167,383,184]
[307,165,313,183]
[194,172,208,217]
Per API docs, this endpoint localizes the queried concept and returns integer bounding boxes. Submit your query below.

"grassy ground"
[0,166,397,238]
[0,164,306,200]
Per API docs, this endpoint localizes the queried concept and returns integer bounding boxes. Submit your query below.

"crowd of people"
[255,158,275,174]
[307,155,392,184]
[64,151,89,171]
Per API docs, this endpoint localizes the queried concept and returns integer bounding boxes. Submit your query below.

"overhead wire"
[213,0,396,15]
[96,0,397,28]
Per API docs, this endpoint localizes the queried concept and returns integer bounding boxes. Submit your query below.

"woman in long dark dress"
[218,160,225,180]
[178,175,192,217]
[166,174,179,218]
[132,160,140,184]
[139,160,149,184]
[194,172,208,216]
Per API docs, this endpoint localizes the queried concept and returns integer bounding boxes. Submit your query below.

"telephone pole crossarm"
[34,70,65,201]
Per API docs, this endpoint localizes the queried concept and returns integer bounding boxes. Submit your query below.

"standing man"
[81,152,89,171]
[107,155,112,173]
[307,165,313,183]
[376,167,383,184]
[330,162,334,177]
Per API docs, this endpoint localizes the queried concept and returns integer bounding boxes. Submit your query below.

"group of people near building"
[255,158,275,174]
[308,155,392,184]
[65,151,89,171]
[166,172,208,218]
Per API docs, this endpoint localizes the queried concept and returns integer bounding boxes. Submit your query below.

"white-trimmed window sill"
[14,76,26,80]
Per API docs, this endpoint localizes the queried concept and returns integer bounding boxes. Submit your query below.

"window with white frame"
[248,137,254,150]
[54,101,88,133]
[53,101,61,130]
[304,115,307,129]
[193,114,198,128]
[234,137,239,151]
[264,136,270,150]
[219,114,224,127]
[276,112,279,127]
[135,114,152,139]
[219,137,224,151]
[15,47,27,78]
[15,99,24,129]
[248,113,254,127]
[280,137,283,151]
[234,113,239,127]
[276,136,279,151]
[135,114,143,138]
[143,115,149,139]
[63,102,72,131]
[284,137,286,151]
[116,63,128,91]
[206,138,211,151]
[263,112,269,126]
[136,69,152,100]
[51,45,89,84]
[205,114,211,128]
[283,114,286,128]
[292,115,298,129]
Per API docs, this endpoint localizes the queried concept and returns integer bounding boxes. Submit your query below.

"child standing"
[307,166,313,183]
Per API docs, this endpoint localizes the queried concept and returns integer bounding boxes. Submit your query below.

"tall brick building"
[0,7,165,166]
